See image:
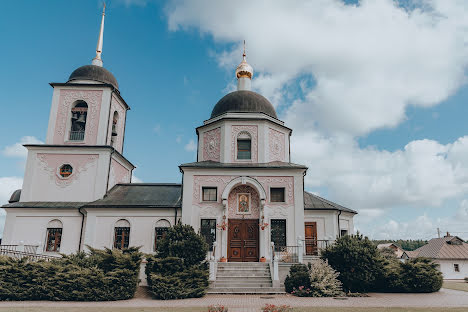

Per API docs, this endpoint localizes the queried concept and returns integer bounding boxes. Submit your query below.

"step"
[215,276,272,281]
[213,282,273,288]
[207,287,285,294]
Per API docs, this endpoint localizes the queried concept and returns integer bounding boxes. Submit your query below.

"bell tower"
[20,5,134,203]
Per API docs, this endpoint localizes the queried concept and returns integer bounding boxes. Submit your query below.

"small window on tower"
[454,264,460,272]
[237,139,251,159]
[59,164,73,178]
[202,187,217,201]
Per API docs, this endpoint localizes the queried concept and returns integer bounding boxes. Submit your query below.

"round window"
[59,164,73,178]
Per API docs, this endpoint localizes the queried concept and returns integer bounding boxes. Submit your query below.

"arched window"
[114,219,130,250]
[237,131,251,160]
[46,219,63,252]
[154,219,170,252]
[111,111,119,147]
[69,101,88,141]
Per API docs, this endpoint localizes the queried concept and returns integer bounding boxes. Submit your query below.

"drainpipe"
[78,207,85,252]
[337,210,342,239]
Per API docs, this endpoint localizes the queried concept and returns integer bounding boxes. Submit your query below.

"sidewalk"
[0,287,466,309]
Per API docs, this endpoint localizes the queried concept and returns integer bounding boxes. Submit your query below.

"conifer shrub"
[385,258,442,293]
[284,264,310,293]
[321,233,386,292]
[0,247,142,301]
[146,223,209,300]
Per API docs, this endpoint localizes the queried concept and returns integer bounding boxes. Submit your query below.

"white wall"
[2,208,82,255]
[304,210,339,241]
[82,208,181,254]
[437,259,468,280]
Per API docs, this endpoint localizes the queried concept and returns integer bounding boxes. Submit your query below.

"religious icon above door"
[237,193,251,214]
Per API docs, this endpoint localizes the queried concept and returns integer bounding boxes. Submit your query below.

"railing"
[0,248,60,262]
[69,130,85,141]
[0,244,39,254]
[275,246,300,263]
[302,239,333,256]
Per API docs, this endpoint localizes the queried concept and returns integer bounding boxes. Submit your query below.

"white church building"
[1,9,356,266]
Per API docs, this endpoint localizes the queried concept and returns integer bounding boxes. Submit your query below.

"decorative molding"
[266,205,288,217]
[227,185,260,219]
[231,125,258,162]
[37,153,98,188]
[268,128,285,162]
[202,127,221,162]
[54,90,103,145]
[192,175,237,204]
[199,205,223,217]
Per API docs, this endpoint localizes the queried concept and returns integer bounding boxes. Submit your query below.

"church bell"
[72,113,78,120]
[112,124,118,136]
[76,114,86,123]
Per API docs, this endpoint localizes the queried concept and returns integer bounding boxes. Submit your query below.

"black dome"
[68,65,119,89]
[211,90,277,119]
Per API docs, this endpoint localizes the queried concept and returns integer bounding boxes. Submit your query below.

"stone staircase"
[207,262,285,294]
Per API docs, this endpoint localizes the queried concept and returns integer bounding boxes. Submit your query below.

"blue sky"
[1,0,468,240]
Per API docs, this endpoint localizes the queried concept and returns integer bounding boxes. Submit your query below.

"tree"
[321,233,385,292]
[156,223,208,266]
[308,259,343,297]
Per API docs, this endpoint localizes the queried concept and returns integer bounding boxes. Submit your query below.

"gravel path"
[0,288,466,309]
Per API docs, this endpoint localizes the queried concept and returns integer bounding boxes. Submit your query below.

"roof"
[180,161,307,170]
[68,65,119,89]
[409,236,468,260]
[2,202,85,209]
[8,189,21,203]
[304,191,357,214]
[211,90,278,119]
[84,183,182,208]
[377,243,402,250]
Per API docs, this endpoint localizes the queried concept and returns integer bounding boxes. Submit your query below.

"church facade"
[1,9,356,263]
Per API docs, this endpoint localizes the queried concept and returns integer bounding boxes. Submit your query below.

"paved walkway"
[0,288,467,310]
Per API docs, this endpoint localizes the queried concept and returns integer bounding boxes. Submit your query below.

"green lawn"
[443,281,468,292]
[0,308,467,312]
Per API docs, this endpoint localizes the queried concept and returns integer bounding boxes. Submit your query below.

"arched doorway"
[223,179,265,262]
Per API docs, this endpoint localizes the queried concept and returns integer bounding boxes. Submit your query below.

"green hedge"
[145,223,209,300]
[0,247,142,301]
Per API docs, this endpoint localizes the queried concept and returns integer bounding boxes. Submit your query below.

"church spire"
[92,3,106,67]
[235,40,253,91]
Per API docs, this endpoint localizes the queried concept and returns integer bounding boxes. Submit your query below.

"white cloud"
[0,177,22,205]
[131,173,143,183]
[184,139,197,152]
[2,136,43,158]
[167,0,468,135]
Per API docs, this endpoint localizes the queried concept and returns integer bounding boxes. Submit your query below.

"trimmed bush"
[394,258,442,293]
[0,247,142,301]
[284,264,310,293]
[156,223,208,267]
[321,233,386,292]
[146,223,209,300]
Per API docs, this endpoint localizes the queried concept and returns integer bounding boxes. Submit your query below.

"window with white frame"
[270,187,285,202]
[154,219,170,251]
[202,187,217,201]
[454,263,460,272]
[114,219,130,250]
[237,132,252,160]
[46,219,63,252]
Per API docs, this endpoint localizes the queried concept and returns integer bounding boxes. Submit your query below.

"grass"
[0,308,467,312]
[443,281,468,292]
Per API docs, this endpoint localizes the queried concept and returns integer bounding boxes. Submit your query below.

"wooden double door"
[227,219,259,262]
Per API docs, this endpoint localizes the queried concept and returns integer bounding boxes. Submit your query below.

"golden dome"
[235,41,253,79]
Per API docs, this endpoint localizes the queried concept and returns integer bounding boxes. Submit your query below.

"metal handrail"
[301,239,334,256]
[0,245,39,254]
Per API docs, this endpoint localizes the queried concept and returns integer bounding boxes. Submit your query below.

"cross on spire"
[92,3,106,67]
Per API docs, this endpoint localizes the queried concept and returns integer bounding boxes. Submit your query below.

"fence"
[274,246,300,263]
[302,239,333,256]
[0,245,60,262]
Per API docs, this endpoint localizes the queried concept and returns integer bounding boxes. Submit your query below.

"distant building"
[406,234,468,280]
[377,243,405,258]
